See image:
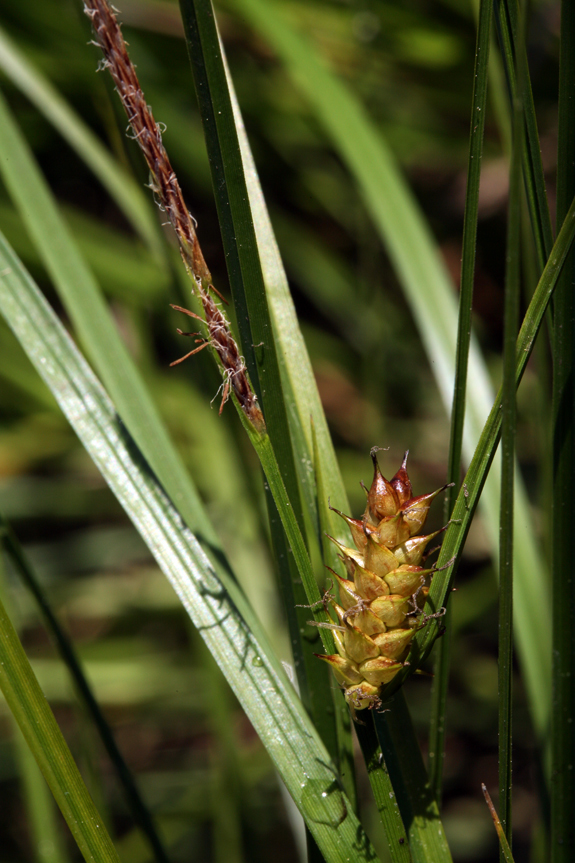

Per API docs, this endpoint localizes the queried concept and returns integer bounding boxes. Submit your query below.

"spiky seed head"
[316,451,449,710]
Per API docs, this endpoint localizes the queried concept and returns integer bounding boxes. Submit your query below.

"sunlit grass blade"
[0,561,69,863]
[226,78,351,538]
[0,510,170,863]
[0,562,121,861]
[429,0,493,806]
[0,233,378,863]
[232,0,551,744]
[0,24,163,260]
[551,2,575,857]
[482,784,516,863]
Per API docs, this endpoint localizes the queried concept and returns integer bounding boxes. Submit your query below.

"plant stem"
[498,8,524,842]
[428,0,493,806]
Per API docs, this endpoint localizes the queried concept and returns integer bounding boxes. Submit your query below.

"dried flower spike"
[83,0,264,430]
[316,451,452,710]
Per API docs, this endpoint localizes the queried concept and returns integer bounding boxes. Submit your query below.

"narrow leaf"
[482,785,516,863]
[0,571,121,862]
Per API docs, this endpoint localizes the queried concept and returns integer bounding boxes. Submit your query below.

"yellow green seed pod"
[316,450,449,711]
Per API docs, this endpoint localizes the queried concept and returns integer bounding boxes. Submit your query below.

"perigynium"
[317,449,452,710]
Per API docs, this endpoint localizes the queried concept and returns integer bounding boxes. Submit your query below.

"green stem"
[374,693,453,863]
[429,0,493,805]
[498,9,524,843]
[354,718,412,863]
[495,0,554,270]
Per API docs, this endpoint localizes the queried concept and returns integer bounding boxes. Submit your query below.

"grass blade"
[494,0,554,270]
[0,592,121,863]
[0,561,69,863]
[0,232,378,863]
[498,13,525,843]
[0,534,121,861]
[0,511,170,863]
[374,696,453,863]
[482,785,516,863]
[353,718,412,863]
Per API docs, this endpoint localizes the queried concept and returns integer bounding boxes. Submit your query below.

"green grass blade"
[494,0,554,269]
[0,511,170,863]
[0,550,121,861]
[0,84,222,556]
[0,562,69,863]
[227,82,350,534]
[429,0,493,805]
[0,233,378,863]
[232,0,552,743]
[226,12,364,804]
[551,2,575,857]
[498,19,524,845]
[353,718,413,863]
[386,192,575,697]
[482,785,516,863]
[13,725,68,863]
[374,696,453,863]
[0,25,163,259]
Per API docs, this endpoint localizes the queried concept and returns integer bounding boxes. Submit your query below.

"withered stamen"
[84,0,264,430]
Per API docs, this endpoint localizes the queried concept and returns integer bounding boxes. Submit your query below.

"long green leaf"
[498,13,525,842]
[355,718,413,863]
[494,0,553,271]
[374,698,453,863]
[0,232,379,863]
[0,543,121,862]
[0,511,170,863]
[0,561,69,863]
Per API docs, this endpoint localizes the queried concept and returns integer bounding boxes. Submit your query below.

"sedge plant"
[0,1,573,862]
